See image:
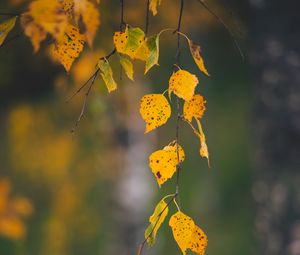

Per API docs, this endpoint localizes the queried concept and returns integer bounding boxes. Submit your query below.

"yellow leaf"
[144,198,168,247]
[119,55,134,81]
[97,59,117,93]
[188,225,208,255]
[21,12,47,52]
[61,0,74,18]
[189,40,209,76]
[183,94,206,122]
[74,0,100,46]
[169,211,208,255]
[139,94,171,133]
[113,26,148,61]
[29,0,68,40]
[51,24,85,72]
[195,119,209,167]
[149,141,184,186]
[169,70,199,101]
[0,16,17,46]
[149,0,162,16]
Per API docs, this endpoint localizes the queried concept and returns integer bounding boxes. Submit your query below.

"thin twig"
[145,0,150,35]
[66,69,99,103]
[66,48,116,102]
[174,0,184,208]
[195,0,244,60]
[70,71,97,134]
[120,0,125,31]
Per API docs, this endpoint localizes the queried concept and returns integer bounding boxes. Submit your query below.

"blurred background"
[0,0,299,255]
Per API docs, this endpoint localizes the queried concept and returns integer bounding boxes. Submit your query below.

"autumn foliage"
[0,0,212,254]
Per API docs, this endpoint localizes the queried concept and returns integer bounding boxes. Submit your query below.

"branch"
[195,0,244,60]
[70,70,98,134]
[174,0,184,207]
[145,0,150,35]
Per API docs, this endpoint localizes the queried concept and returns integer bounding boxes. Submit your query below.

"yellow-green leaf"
[51,24,85,72]
[169,69,199,101]
[169,211,208,255]
[145,34,160,74]
[113,26,148,61]
[139,94,171,133]
[183,94,206,122]
[189,40,209,76]
[149,0,162,16]
[98,59,117,93]
[0,16,17,46]
[119,55,134,81]
[145,198,168,247]
[195,118,209,167]
[149,141,185,186]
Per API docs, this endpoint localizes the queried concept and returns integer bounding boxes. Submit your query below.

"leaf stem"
[195,0,244,60]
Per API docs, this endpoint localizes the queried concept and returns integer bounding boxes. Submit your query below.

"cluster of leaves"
[1,0,211,254]
[0,0,100,71]
[0,178,33,240]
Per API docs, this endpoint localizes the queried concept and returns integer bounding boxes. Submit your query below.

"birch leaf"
[139,94,171,133]
[21,13,47,52]
[169,211,208,255]
[145,34,160,74]
[149,0,162,16]
[29,0,68,39]
[145,198,168,247]
[189,40,209,76]
[74,0,100,46]
[51,24,85,72]
[195,119,209,167]
[149,141,184,186]
[113,26,148,61]
[0,16,17,46]
[98,59,117,93]
[169,70,199,101]
[183,94,206,122]
[119,55,134,81]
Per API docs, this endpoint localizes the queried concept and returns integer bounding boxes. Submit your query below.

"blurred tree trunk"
[250,1,300,254]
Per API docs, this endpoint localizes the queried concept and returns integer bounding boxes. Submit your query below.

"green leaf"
[119,55,134,81]
[0,16,17,46]
[144,198,169,247]
[145,34,160,74]
[97,59,117,93]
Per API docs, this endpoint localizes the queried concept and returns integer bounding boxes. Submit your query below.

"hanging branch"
[195,0,244,60]
[174,0,184,204]
[70,70,98,134]
[144,0,150,35]
[66,0,125,133]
